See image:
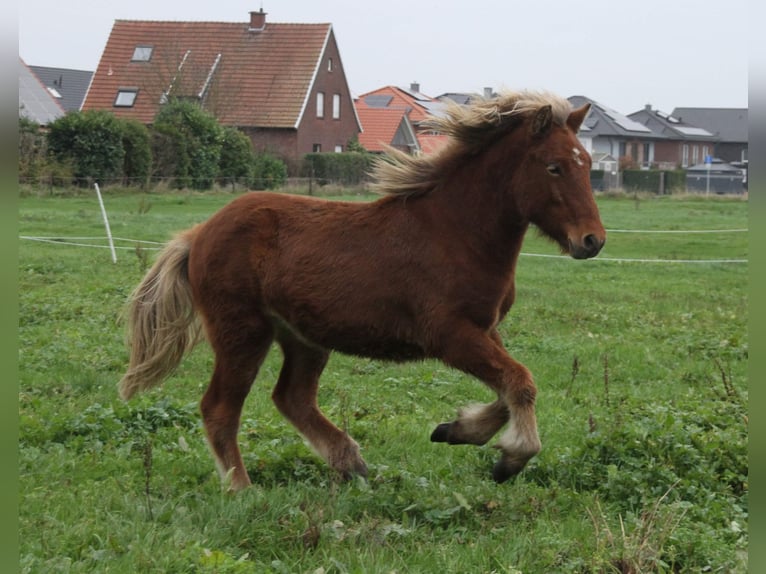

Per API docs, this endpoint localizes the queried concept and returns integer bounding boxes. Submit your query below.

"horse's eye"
[546,164,561,176]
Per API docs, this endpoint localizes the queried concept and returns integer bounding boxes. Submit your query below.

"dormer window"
[114,88,138,107]
[131,45,153,62]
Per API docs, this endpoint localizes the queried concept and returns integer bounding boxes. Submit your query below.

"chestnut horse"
[119,91,605,491]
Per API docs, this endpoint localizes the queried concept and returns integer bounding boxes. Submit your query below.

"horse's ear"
[566,103,591,132]
[530,105,553,137]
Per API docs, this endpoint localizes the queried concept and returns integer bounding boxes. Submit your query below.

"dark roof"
[83,19,338,128]
[628,106,717,142]
[670,107,748,143]
[29,65,93,112]
[18,58,65,125]
[569,95,665,140]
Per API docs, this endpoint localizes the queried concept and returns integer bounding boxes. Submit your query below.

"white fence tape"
[20,228,749,264]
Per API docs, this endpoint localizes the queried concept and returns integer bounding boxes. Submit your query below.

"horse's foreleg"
[200,327,272,492]
[434,326,540,483]
[272,334,368,479]
[430,399,509,445]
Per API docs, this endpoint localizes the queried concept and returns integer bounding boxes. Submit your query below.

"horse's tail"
[118,228,202,400]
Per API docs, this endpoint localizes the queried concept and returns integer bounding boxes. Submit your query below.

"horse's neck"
[417,168,529,272]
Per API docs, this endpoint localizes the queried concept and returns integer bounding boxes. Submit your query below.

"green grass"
[18,190,748,573]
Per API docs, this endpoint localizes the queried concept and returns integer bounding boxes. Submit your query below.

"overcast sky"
[18,0,749,115]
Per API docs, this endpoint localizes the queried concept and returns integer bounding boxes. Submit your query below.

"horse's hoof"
[338,459,368,482]
[492,458,525,484]
[430,422,452,443]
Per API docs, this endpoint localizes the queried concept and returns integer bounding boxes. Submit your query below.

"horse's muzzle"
[569,234,605,259]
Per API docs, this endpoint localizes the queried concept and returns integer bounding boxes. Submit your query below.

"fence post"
[94,183,117,263]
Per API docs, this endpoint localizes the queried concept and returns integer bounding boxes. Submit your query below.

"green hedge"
[622,169,686,193]
[302,152,375,186]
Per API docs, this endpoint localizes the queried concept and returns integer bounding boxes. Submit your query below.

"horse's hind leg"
[272,332,367,479]
[200,322,273,491]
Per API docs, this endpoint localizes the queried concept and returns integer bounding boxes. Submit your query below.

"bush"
[47,110,126,185]
[218,126,255,187]
[120,119,152,187]
[252,153,287,190]
[152,99,223,190]
[302,152,375,186]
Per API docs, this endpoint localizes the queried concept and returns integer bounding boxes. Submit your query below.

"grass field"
[18,190,748,573]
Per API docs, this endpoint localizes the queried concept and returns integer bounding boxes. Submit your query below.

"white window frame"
[316,92,325,118]
[332,94,341,120]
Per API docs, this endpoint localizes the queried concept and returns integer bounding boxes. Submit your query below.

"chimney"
[645,103,652,112]
[249,9,267,31]
[410,82,420,93]
[484,87,493,99]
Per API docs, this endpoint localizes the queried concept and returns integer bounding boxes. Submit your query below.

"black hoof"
[492,459,524,484]
[430,422,452,443]
[338,463,368,482]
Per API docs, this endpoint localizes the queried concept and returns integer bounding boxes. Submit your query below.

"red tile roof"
[355,105,412,152]
[83,19,332,128]
[356,85,449,153]
[357,86,433,123]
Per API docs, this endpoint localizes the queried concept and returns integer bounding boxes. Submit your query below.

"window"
[332,94,341,119]
[334,145,343,153]
[328,58,333,72]
[312,144,322,152]
[131,45,153,62]
[692,145,699,165]
[682,144,689,168]
[316,92,325,118]
[702,146,709,162]
[642,142,651,166]
[114,89,138,107]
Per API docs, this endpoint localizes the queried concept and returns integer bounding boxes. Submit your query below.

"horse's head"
[518,103,606,259]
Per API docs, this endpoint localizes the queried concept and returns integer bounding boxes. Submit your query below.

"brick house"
[568,95,666,169]
[670,107,748,165]
[81,10,361,171]
[628,105,718,169]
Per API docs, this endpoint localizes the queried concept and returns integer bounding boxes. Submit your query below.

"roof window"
[114,89,138,107]
[131,46,153,62]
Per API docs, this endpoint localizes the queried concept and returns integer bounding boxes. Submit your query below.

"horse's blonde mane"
[370,90,573,197]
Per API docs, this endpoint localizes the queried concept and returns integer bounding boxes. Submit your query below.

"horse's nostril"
[583,234,602,253]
